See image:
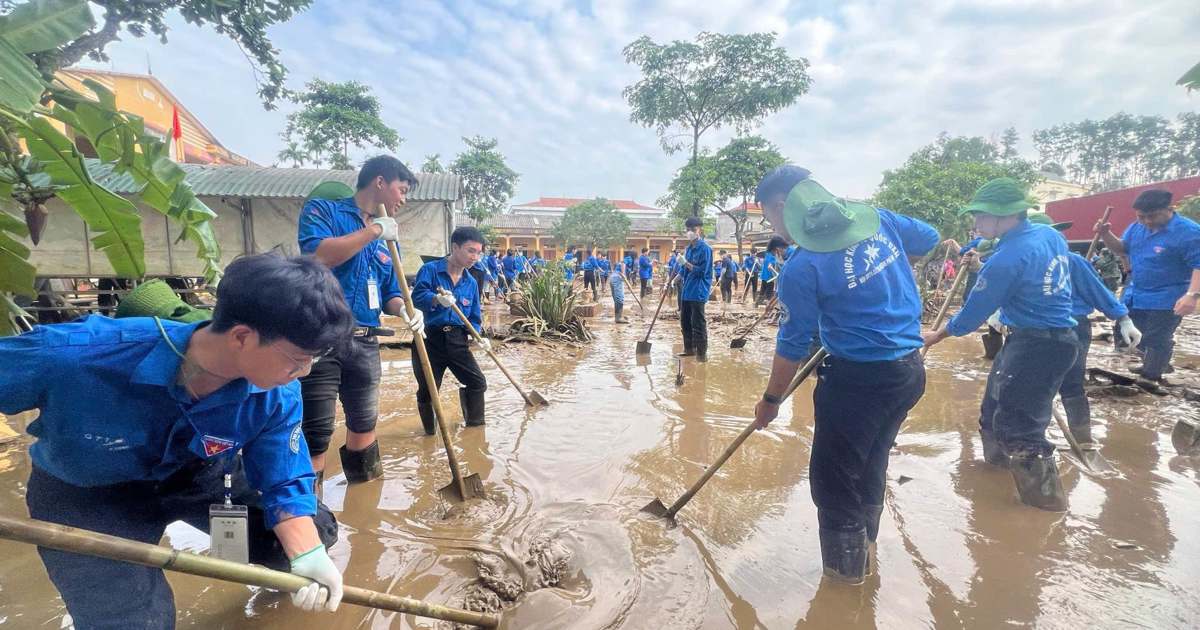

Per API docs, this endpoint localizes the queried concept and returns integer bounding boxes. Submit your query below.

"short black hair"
[356,155,418,190]
[451,226,485,247]
[685,217,704,230]
[1133,189,1172,212]
[719,249,726,255]
[211,254,353,355]
[641,247,648,253]
[767,235,789,253]
[755,165,812,204]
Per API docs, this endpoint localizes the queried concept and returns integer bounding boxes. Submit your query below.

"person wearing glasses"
[0,254,356,625]
[297,156,425,485]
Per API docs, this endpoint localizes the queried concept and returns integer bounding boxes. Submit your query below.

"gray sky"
[85,0,1200,207]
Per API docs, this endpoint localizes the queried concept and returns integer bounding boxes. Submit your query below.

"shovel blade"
[438,473,486,503]
[1172,419,1200,455]
[730,337,747,349]
[640,498,673,520]
[526,390,550,407]
[636,341,652,355]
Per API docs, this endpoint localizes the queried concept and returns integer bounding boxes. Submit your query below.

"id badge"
[367,276,381,310]
[209,503,249,563]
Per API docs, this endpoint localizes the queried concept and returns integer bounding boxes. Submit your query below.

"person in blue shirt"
[638,248,655,298]
[411,226,489,432]
[297,157,424,484]
[757,236,787,306]
[563,248,576,283]
[624,251,635,281]
[515,249,530,283]
[924,178,1079,512]
[678,217,714,361]
[1095,189,1200,382]
[751,166,937,584]
[610,258,630,323]
[0,255,355,624]
[581,249,599,299]
[485,248,504,299]
[716,250,738,304]
[531,250,546,272]
[742,248,762,302]
[501,249,518,288]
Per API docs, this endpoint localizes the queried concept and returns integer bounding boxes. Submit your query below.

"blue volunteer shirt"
[681,238,714,301]
[721,257,738,278]
[1068,252,1127,319]
[515,254,529,273]
[777,209,939,362]
[502,255,517,278]
[959,236,984,256]
[638,255,653,279]
[563,253,575,280]
[1121,213,1200,310]
[599,259,611,275]
[471,259,494,283]
[742,254,754,271]
[412,258,482,332]
[532,256,545,269]
[0,316,315,528]
[947,221,1076,336]
[624,255,634,271]
[582,256,597,271]
[761,253,778,282]
[298,198,401,327]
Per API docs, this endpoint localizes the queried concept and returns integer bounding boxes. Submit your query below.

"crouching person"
[0,254,355,627]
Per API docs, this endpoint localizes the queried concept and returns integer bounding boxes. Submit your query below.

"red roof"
[1046,176,1200,242]
[512,196,661,211]
[727,201,762,213]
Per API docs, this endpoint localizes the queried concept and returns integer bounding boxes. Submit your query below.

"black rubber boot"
[459,387,486,427]
[615,303,627,323]
[864,504,884,577]
[677,345,695,357]
[980,429,1010,468]
[339,441,383,483]
[1062,395,1092,445]
[696,343,707,363]
[1010,451,1067,512]
[981,330,1003,360]
[819,528,868,585]
[418,400,436,436]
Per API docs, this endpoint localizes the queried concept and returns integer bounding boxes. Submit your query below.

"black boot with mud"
[864,503,884,577]
[980,429,1010,467]
[696,343,708,363]
[460,387,486,427]
[677,345,695,357]
[1062,395,1093,445]
[819,528,868,585]
[1009,451,1067,512]
[418,399,437,436]
[340,441,384,483]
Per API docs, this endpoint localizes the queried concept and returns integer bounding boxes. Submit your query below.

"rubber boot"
[418,400,437,436]
[979,429,1010,468]
[1062,395,1093,445]
[864,504,884,577]
[696,343,708,363]
[819,528,868,585]
[981,330,1003,360]
[459,387,486,427]
[615,303,628,323]
[678,344,695,357]
[1010,451,1068,512]
[339,441,383,484]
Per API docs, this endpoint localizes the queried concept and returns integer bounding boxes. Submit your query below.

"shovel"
[643,348,828,521]
[1051,403,1115,474]
[624,276,646,313]
[636,271,677,355]
[730,294,777,349]
[920,264,970,359]
[1084,206,1114,260]
[376,205,483,503]
[439,288,549,407]
[1172,418,1200,455]
[675,358,685,387]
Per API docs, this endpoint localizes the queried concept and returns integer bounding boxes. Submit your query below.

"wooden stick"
[0,515,499,627]
[438,289,541,406]
[921,264,971,358]
[640,271,678,345]
[1085,206,1114,261]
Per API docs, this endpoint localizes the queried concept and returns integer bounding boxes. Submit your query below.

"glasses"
[272,345,333,376]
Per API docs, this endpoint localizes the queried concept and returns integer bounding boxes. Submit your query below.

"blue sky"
[84,0,1200,207]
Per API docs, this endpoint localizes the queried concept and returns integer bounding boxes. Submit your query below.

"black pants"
[640,276,650,298]
[811,351,925,532]
[720,277,733,302]
[584,270,597,295]
[469,267,486,302]
[760,279,775,304]
[680,299,708,352]
[979,328,1077,456]
[1059,318,1092,400]
[413,326,487,404]
[1129,308,1182,380]
[300,335,381,455]
[27,461,337,629]
[746,273,758,300]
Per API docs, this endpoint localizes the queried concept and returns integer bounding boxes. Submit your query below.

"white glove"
[289,545,342,613]
[477,337,492,353]
[1117,316,1142,349]
[986,310,1005,333]
[372,217,398,241]
[400,308,425,337]
[435,292,456,308]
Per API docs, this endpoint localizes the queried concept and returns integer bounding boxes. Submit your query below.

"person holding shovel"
[923,178,1078,512]
[638,248,655,298]
[679,217,714,361]
[611,257,630,323]
[297,156,425,484]
[410,226,490,433]
[751,165,938,585]
[758,236,787,305]
[0,254,355,625]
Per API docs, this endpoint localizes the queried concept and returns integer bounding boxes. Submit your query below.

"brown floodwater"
[2,299,1199,629]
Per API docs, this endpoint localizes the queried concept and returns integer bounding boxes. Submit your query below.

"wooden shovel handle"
[1085,206,1113,261]
[439,289,534,404]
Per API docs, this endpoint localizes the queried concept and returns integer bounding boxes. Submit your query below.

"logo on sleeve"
[289,425,302,454]
[376,250,391,265]
[201,435,236,458]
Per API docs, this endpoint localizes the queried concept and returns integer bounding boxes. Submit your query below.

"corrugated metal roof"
[80,160,462,202]
[456,212,673,234]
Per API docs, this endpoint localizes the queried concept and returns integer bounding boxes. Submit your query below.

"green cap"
[115,279,211,323]
[1028,211,1072,231]
[960,178,1036,216]
[306,180,355,202]
[783,179,880,253]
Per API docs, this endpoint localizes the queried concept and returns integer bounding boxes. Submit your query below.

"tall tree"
[712,136,786,257]
[1000,127,1020,160]
[281,79,399,170]
[450,135,518,222]
[622,31,811,216]
[275,139,309,168]
[657,152,720,232]
[552,198,631,254]
[1033,112,1199,191]
[421,154,444,173]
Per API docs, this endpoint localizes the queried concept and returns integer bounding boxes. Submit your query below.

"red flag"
[170,106,183,161]
[171,106,182,140]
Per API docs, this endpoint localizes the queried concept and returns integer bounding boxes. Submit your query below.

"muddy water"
[2,301,1200,629]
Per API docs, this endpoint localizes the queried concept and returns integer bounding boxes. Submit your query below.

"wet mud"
[2,296,1199,629]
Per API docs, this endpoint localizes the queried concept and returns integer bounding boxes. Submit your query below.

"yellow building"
[1033,172,1090,210]
[53,68,253,166]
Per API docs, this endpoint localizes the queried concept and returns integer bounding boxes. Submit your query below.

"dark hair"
[1133,189,1172,212]
[641,247,648,253]
[356,156,418,190]
[755,165,812,204]
[506,249,514,256]
[767,236,788,253]
[719,249,726,255]
[685,217,704,230]
[211,254,353,354]
[452,226,485,247]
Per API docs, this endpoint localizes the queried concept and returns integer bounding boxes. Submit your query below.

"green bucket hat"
[306,180,355,201]
[783,179,880,253]
[1028,211,1072,231]
[960,178,1036,216]
[115,279,211,323]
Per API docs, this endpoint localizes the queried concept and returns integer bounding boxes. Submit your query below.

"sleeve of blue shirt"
[468,283,483,333]
[775,259,821,360]
[375,245,402,304]
[946,254,1022,336]
[884,210,939,257]
[1071,254,1127,319]
[1183,226,1200,269]
[411,263,438,314]
[0,328,52,415]
[241,385,317,529]
[297,200,335,255]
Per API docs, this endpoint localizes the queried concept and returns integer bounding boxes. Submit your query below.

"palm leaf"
[0,0,93,54]
[0,37,45,113]
[1178,61,1200,92]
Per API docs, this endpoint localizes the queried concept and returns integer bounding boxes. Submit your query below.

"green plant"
[509,262,591,343]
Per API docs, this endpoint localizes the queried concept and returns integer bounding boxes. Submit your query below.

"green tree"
[657,151,720,234]
[1033,112,1197,191]
[552,198,631,254]
[622,31,811,216]
[450,135,518,222]
[872,134,1040,241]
[421,153,443,173]
[1177,194,1200,222]
[1178,61,1200,92]
[999,126,1020,160]
[275,139,309,168]
[282,79,399,170]
[712,135,786,256]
